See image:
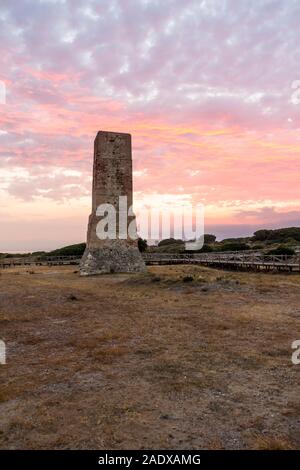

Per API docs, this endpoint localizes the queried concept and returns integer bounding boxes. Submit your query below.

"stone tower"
[80,131,146,275]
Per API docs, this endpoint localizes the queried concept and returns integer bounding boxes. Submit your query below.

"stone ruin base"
[80,242,146,276]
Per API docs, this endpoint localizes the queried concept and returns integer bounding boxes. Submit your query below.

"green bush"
[267,246,295,256]
[156,243,185,253]
[47,243,86,257]
[3,253,31,258]
[186,244,213,253]
[158,238,184,247]
[216,242,250,252]
[253,227,300,243]
[138,238,148,252]
[251,243,264,250]
[220,237,250,244]
[204,234,216,244]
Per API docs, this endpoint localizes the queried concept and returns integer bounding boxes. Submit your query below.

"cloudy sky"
[0,0,300,251]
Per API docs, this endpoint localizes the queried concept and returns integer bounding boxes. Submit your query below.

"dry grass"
[250,434,294,450]
[0,264,299,449]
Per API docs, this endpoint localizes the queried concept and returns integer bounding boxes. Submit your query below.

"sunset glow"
[0,0,299,251]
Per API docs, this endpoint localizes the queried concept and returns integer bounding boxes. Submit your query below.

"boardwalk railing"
[1,252,300,272]
[0,255,81,268]
[143,252,300,272]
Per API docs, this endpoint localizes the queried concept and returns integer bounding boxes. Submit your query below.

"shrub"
[47,243,86,257]
[267,246,295,256]
[216,242,250,252]
[251,243,264,250]
[138,238,148,252]
[199,244,214,253]
[185,244,213,253]
[204,234,216,244]
[156,243,185,253]
[253,227,300,243]
[158,238,184,247]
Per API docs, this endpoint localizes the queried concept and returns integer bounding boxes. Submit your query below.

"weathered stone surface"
[80,131,146,276]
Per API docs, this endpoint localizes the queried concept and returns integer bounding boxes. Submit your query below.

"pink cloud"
[0,0,299,250]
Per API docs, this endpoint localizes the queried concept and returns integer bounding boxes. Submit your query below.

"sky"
[0,0,300,252]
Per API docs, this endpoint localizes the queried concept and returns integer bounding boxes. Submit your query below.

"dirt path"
[0,265,299,449]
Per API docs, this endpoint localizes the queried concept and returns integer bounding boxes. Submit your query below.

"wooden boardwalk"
[143,252,300,272]
[0,255,80,269]
[1,252,299,272]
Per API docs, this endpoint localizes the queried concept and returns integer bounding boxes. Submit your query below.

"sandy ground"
[0,264,299,449]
